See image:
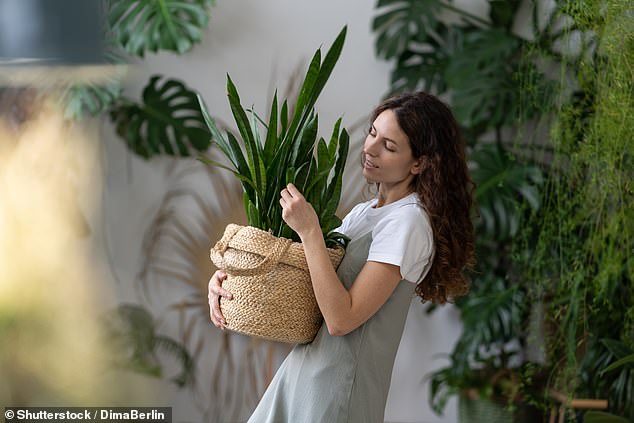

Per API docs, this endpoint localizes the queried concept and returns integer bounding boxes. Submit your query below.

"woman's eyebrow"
[371,125,399,145]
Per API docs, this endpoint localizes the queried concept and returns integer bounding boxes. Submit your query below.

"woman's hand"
[208,270,233,330]
[279,183,320,240]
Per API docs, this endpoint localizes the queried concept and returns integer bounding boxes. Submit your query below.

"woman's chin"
[362,168,379,182]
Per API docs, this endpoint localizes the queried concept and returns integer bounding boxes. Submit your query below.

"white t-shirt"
[335,193,435,283]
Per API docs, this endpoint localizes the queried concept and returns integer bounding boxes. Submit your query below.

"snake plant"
[198,27,350,248]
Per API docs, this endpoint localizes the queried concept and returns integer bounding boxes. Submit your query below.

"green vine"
[518,0,634,419]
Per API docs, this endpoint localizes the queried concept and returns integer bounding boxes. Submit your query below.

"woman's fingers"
[286,183,303,198]
[208,270,233,330]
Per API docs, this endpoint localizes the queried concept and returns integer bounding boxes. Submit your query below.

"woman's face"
[362,109,421,186]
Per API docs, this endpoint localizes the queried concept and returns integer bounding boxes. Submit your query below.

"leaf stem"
[157,0,180,51]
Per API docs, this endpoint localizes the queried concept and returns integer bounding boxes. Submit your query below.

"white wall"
[95,1,469,422]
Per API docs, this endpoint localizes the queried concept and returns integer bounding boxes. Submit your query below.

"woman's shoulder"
[344,197,377,218]
[375,201,432,237]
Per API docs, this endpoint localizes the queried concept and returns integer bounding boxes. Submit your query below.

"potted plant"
[427,269,546,423]
[197,27,350,344]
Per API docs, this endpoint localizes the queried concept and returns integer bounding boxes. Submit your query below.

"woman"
[208,91,475,422]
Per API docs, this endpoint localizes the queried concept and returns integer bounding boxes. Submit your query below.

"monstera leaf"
[60,28,128,120]
[108,0,214,57]
[471,143,543,239]
[444,28,520,128]
[372,0,443,60]
[63,78,123,120]
[453,273,525,362]
[110,75,211,158]
[388,23,462,95]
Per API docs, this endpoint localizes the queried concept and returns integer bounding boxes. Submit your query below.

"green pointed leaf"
[197,94,235,165]
[227,75,263,191]
[226,75,257,154]
[310,26,347,106]
[324,129,349,216]
[603,354,634,373]
[263,91,279,163]
[288,49,321,138]
[246,198,259,227]
[291,113,318,166]
[285,167,295,185]
[328,117,342,160]
[317,137,330,174]
[199,28,349,246]
[280,99,289,139]
[226,132,251,184]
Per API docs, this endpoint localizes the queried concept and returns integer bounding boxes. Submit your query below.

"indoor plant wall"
[518,1,634,421]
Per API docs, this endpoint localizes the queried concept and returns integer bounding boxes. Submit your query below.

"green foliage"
[578,340,634,417]
[453,276,525,365]
[63,0,217,159]
[517,0,634,419]
[198,27,350,248]
[62,76,123,121]
[59,29,129,119]
[107,0,215,57]
[471,144,543,239]
[101,303,195,388]
[373,0,550,134]
[110,75,211,158]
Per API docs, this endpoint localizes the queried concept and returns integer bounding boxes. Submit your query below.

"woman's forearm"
[300,227,352,336]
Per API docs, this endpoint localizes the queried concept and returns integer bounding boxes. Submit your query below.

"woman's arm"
[281,184,402,336]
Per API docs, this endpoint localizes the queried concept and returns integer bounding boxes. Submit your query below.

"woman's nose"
[364,136,379,156]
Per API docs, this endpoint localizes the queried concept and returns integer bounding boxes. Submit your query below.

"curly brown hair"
[371,91,475,303]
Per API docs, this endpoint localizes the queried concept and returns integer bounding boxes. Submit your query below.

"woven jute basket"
[210,224,345,344]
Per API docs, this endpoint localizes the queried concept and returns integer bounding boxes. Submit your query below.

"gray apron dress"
[248,231,415,423]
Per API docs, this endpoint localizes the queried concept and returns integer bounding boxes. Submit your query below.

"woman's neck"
[375,184,415,208]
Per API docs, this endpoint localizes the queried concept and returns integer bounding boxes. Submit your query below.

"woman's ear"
[410,156,426,175]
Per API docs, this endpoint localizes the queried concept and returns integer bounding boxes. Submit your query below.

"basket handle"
[211,226,293,276]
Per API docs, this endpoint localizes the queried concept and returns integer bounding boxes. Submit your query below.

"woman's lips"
[364,159,378,169]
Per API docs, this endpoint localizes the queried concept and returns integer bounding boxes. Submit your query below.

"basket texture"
[210,224,345,344]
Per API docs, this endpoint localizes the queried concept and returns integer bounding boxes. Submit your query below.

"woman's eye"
[385,143,395,152]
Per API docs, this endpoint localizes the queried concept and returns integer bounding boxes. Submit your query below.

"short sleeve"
[334,202,365,236]
[367,206,434,283]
